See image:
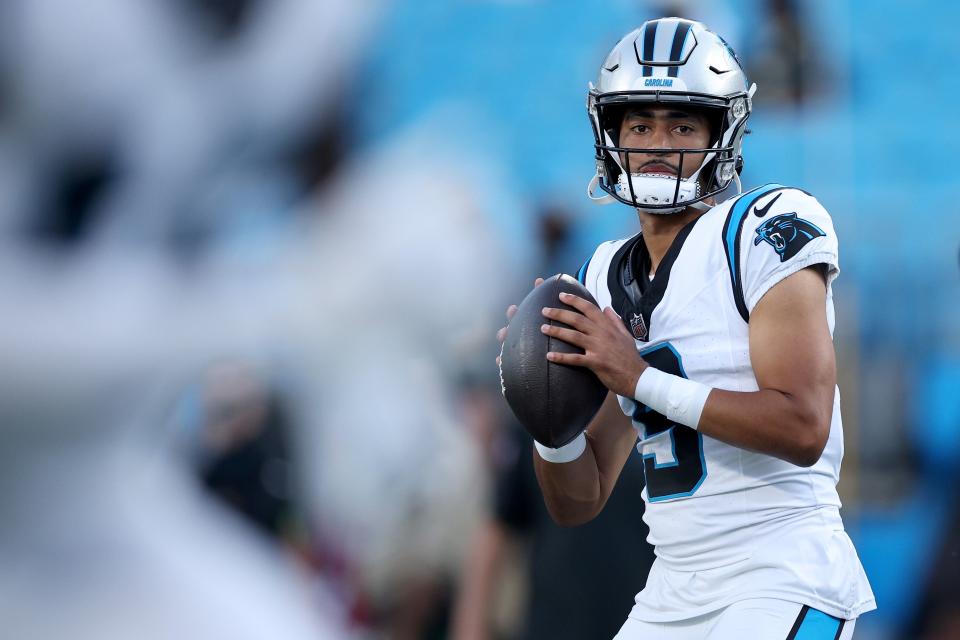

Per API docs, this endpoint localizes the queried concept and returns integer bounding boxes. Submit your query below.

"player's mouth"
[637,162,679,176]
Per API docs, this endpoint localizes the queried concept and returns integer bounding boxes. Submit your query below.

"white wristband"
[633,368,711,430]
[534,432,587,464]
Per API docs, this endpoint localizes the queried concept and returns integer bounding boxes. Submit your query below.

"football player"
[497,18,875,639]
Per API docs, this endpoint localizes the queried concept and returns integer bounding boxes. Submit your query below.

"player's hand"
[495,277,544,367]
[541,292,648,397]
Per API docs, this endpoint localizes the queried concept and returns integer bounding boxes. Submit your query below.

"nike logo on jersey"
[753,192,782,218]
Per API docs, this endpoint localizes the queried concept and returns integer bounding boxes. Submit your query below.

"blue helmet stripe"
[667,21,693,78]
[641,20,659,77]
[576,256,592,285]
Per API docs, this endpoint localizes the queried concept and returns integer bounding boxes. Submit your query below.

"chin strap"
[587,174,617,205]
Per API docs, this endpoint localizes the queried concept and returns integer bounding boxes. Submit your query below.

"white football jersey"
[577,184,875,622]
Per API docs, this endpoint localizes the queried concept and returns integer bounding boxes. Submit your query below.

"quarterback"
[498,18,875,639]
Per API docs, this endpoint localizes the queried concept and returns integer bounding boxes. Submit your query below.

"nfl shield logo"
[630,313,648,341]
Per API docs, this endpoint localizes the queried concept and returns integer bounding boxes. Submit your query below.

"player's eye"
[674,125,694,135]
[629,124,649,134]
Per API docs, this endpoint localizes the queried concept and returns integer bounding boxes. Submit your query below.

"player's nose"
[649,126,674,153]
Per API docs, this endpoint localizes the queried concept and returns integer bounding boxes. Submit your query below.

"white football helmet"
[587,18,755,213]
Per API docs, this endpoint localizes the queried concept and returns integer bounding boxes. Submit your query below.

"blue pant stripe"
[792,608,842,640]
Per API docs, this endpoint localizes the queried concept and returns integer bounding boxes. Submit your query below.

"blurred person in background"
[533,201,593,281]
[744,0,827,108]
[498,18,874,639]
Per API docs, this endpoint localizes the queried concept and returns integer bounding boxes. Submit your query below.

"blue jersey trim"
[721,183,787,322]
[576,256,592,285]
[667,21,692,78]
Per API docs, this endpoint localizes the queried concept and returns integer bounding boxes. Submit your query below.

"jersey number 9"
[633,344,707,501]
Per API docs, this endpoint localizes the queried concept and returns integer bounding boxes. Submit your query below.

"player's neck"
[637,207,705,276]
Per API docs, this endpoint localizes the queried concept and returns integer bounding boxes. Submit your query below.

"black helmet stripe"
[667,21,693,78]
[641,19,659,77]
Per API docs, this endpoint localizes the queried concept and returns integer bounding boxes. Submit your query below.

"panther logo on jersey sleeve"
[733,186,839,319]
[753,213,826,262]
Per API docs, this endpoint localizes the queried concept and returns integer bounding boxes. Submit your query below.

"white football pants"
[613,599,856,640]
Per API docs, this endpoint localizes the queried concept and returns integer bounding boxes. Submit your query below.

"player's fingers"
[497,326,508,343]
[604,307,633,338]
[541,323,587,349]
[534,277,544,288]
[558,292,602,319]
[495,354,501,367]
[506,304,518,321]
[541,306,590,331]
[545,351,587,366]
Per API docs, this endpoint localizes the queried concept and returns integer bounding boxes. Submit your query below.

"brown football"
[499,274,608,448]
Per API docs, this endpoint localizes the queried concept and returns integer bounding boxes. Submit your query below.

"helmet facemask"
[588,93,749,214]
